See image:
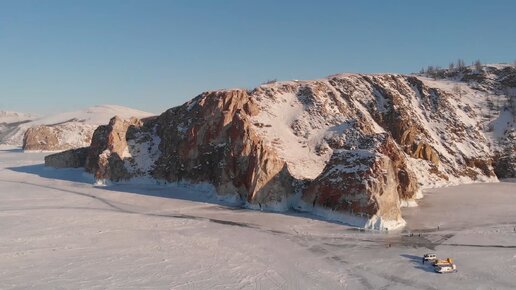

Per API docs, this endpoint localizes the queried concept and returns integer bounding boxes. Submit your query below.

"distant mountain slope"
[0,105,154,150]
[25,105,153,127]
[0,111,38,146]
[46,64,515,230]
[0,111,38,124]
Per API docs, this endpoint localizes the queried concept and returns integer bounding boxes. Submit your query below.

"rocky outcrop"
[300,133,417,228]
[85,116,143,181]
[493,153,516,178]
[492,128,515,179]
[23,123,96,151]
[73,88,422,227]
[45,147,89,168]
[48,64,515,229]
[73,90,296,207]
[148,90,294,208]
[412,143,440,165]
[23,126,60,151]
[365,76,443,166]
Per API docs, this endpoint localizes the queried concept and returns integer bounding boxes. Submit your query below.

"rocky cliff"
[45,64,515,230]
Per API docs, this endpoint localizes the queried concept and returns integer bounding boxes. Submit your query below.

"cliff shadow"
[104,180,247,208]
[0,147,23,153]
[6,163,247,209]
[6,163,389,232]
[7,164,95,184]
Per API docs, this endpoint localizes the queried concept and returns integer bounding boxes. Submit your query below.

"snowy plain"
[0,146,515,289]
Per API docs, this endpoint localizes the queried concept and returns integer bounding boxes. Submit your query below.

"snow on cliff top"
[249,68,510,182]
[250,76,388,179]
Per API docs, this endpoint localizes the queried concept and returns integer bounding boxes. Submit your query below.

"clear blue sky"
[1,0,515,115]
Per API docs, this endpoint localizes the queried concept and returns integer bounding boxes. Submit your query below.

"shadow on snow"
[400,254,437,273]
[6,163,380,232]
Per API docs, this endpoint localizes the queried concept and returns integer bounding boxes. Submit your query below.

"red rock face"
[84,116,143,181]
[150,90,294,208]
[23,126,60,151]
[302,133,416,221]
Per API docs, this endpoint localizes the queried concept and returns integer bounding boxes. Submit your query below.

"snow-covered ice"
[0,146,515,289]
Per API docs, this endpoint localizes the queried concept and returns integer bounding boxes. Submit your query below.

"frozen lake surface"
[1,146,515,289]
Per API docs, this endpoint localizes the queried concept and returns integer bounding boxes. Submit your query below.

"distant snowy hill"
[0,111,38,146]
[0,105,154,150]
[0,111,38,124]
[24,105,153,127]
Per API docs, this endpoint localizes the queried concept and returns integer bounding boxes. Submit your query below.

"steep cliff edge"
[100,90,296,209]
[149,90,294,208]
[85,116,145,181]
[45,64,515,229]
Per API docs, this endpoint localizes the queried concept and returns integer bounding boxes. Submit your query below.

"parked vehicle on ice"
[432,258,453,266]
[434,263,457,273]
[423,253,437,261]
